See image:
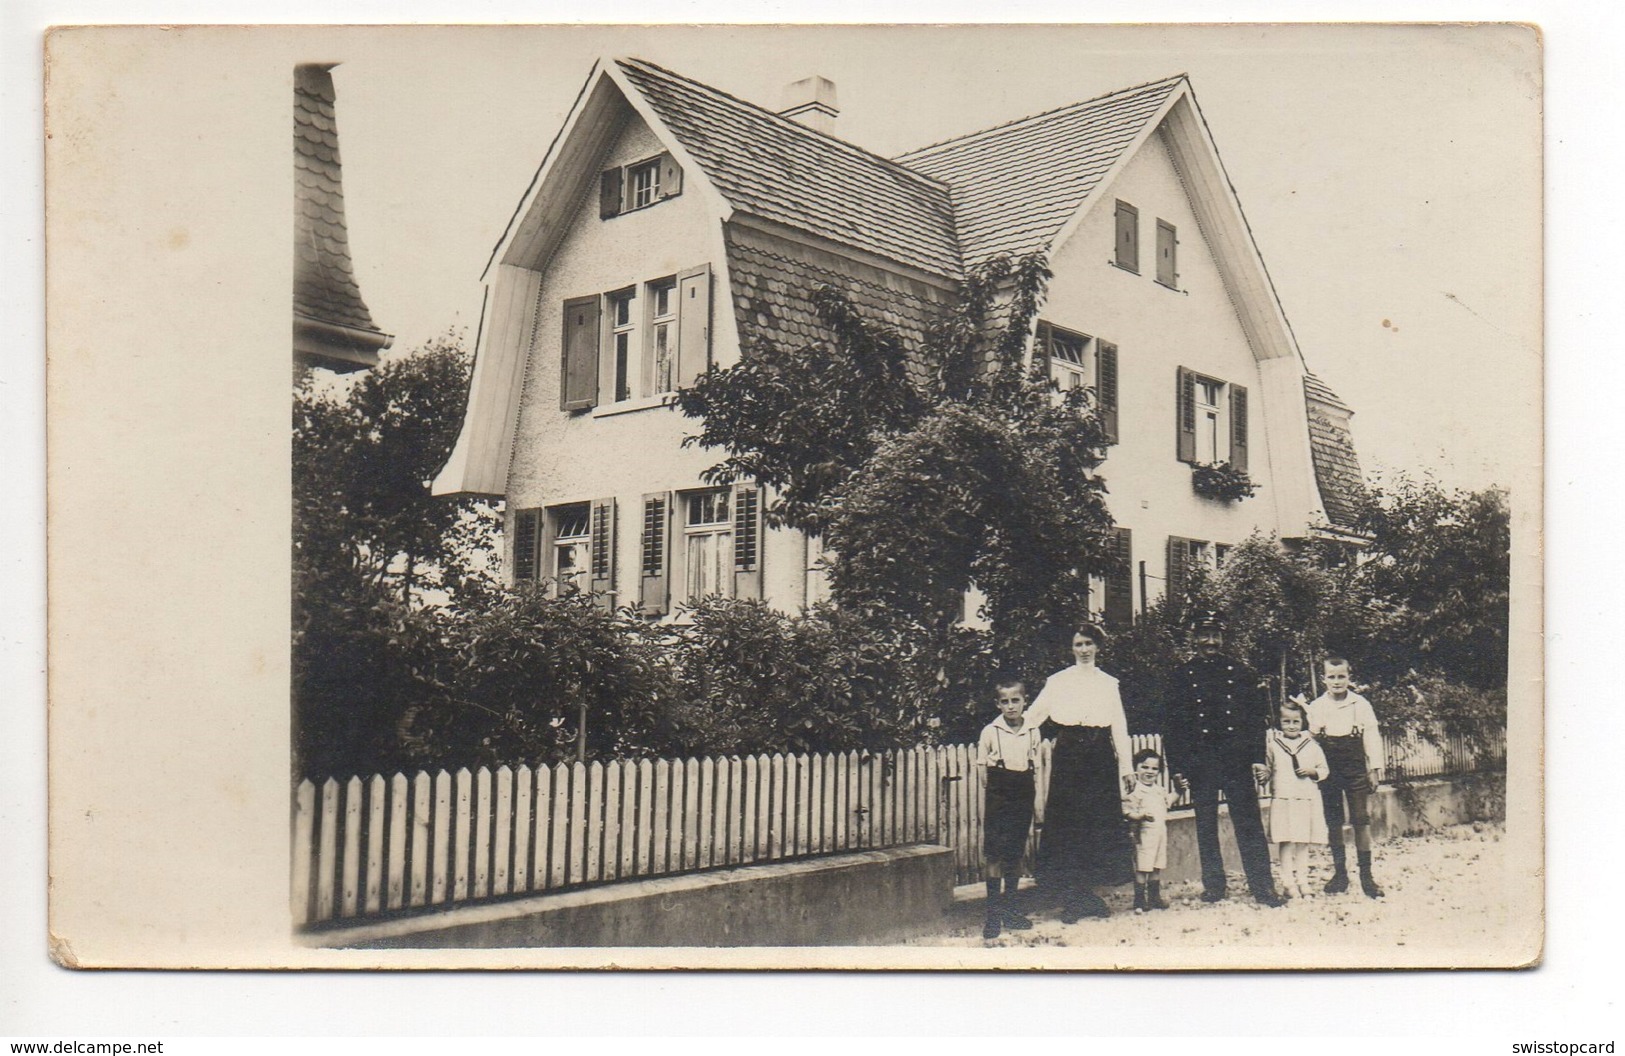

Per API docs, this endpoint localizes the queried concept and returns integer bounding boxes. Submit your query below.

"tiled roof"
[1304,375,1365,531]
[617,58,961,278]
[725,225,954,387]
[897,77,1183,269]
[294,65,389,345]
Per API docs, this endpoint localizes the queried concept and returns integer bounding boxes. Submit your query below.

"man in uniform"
[1165,610,1283,907]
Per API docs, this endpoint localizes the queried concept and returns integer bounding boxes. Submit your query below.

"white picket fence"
[292,727,1500,926]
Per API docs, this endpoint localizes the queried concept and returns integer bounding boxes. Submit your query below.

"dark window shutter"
[1176,366,1197,463]
[1230,384,1250,473]
[599,168,623,219]
[1156,219,1177,287]
[1115,201,1139,273]
[675,264,712,389]
[1033,322,1052,379]
[1097,340,1119,444]
[732,483,764,601]
[512,508,540,582]
[638,492,672,616]
[1166,535,1192,608]
[589,497,617,609]
[560,295,600,411]
[1104,527,1133,631]
[658,152,683,199]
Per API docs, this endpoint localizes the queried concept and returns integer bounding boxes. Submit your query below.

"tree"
[676,255,1118,718]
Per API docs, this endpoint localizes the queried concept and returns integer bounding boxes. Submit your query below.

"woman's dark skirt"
[1036,725,1135,889]
[983,766,1036,867]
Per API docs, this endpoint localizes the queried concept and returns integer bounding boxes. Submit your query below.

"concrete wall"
[311,845,955,949]
[1045,125,1309,608]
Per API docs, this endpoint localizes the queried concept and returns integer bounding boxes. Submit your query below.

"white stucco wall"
[1045,125,1297,610]
[504,111,807,611]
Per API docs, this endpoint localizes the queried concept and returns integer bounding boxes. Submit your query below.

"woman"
[1025,622,1136,921]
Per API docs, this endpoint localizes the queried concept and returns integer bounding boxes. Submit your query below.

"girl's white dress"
[1124,781,1180,871]
[1265,731,1330,844]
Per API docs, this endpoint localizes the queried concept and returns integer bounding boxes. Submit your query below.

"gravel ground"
[913,822,1516,957]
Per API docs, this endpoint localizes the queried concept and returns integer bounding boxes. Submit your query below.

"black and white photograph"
[43,22,1541,972]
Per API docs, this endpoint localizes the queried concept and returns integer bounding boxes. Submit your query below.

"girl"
[1025,622,1136,922]
[1264,697,1330,899]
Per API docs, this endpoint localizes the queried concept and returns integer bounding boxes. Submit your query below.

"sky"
[324,23,1541,494]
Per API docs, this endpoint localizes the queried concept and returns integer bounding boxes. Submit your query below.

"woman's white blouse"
[1026,664,1133,783]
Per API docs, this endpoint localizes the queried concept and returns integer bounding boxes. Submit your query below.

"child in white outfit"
[1264,697,1329,899]
[1123,748,1187,912]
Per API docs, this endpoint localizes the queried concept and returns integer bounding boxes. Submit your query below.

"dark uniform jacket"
[1164,653,1271,784]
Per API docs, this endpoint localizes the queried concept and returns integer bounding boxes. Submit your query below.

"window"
[599,153,683,219]
[1166,535,1229,604]
[684,490,734,602]
[551,504,591,593]
[1035,321,1119,444]
[1156,219,1178,288]
[609,288,637,404]
[1114,200,1139,273]
[562,265,713,411]
[1176,366,1250,470]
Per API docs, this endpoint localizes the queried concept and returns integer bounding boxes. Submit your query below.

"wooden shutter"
[638,491,672,616]
[732,483,764,601]
[1166,535,1194,607]
[589,497,617,609]
[1104,527,1133,631]
[1156,219,1177,287]
[658,152,683,199]
[675,264,712,389]
[560,295,600,411]
[512,508,541,583]
[1229,383,1250,473]
[1115,200,1139,273]
[1176,366,1197,463]
[1097,340,1119,444]
[599,168,623,219]
[1032,322,1052,379]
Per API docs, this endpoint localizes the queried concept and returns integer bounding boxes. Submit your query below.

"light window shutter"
[1157,220,1177,286]
[1229,384,1250,473]
[1166,535,1193,608]
[638,491,672,616]
[1176,366,1197,463]
[1115,201,1139,273]
[599,168,623,219]
[675,264,712,389]
[561,295,601,411]
[658,152,683,199]
[512,508,540,582]
[589,497,617,609]
[1097,340,1119,444]
[1104,527,1134,631]
[732,483,764,601]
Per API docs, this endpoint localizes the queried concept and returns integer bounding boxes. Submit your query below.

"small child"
[1123,748,1187,912]
[976,677,1044,939]
[1307,658,1386,897]
[1264,697,1329,899]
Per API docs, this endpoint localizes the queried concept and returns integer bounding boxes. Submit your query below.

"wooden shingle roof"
[897,76,1183,269]
[294,64,391,372]
[1304,374,1365,531]
[617,58,962,278]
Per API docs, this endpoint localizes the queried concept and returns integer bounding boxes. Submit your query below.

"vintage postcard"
[45,22,1542,969]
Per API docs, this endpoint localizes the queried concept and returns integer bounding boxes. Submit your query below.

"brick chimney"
[778,75,838,135]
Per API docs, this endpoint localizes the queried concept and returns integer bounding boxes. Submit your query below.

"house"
[294,63,393,374]
[431,57,1365,626]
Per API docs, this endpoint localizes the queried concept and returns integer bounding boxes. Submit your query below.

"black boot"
[1357,850,1384,898]
[983,880,1003,939]
[1325,840,1350,894]
[1133,882,1148,914]
[1147,880,1169,910]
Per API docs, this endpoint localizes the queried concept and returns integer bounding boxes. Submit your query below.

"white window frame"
[608,287,637,404]
[1036,322,1095,399]
[627,158,661,210]
[550,503,592,595]
[649,278,678,396]
[682,489,734,603]
[1192,374,1230,464]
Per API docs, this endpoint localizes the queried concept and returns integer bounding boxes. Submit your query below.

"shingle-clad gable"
[616,58,961,278]
[1304,374,1365,531]
[294,64,391,370]
[897,77,1182,269]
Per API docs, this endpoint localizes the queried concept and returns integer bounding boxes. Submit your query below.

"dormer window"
[600,152,683,218]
